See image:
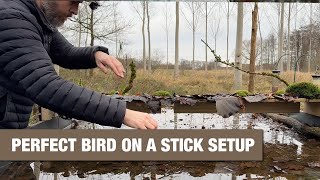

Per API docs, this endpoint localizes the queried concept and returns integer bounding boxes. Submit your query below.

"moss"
[154,90,171,97]
[275,89,285,96]
[234,90,251,97]
[122,61,136,95]
[286,82,320,99]
[109,90,119,95]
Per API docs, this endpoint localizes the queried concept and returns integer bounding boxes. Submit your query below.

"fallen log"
[265,113,320,138]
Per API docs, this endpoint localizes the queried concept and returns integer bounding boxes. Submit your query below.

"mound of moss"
[275,89,285,96]
[286,82,320,99]
[234,90,251,97]
[153,90,171,97]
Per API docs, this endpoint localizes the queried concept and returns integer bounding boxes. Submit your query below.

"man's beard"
[42,1,65,27]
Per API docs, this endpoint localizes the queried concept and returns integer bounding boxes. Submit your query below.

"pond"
[1,108,320,180]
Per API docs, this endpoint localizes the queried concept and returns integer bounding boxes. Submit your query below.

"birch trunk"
[233,2,243,90]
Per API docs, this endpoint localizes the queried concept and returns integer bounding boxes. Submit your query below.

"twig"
[201,39,289,87]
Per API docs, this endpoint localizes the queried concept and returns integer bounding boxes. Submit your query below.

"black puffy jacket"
[0,0,126,128]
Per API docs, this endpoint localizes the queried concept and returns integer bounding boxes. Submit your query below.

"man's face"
[42,0,80,27]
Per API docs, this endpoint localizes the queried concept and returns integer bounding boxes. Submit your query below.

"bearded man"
[0,0,158,129]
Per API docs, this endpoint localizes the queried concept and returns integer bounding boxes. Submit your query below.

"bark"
[287,3,291,71]
[233,2,243,90]
[309,4,313,73]
[143,2,146,71]
[147,1,151,71]
[248,3,258,93]
[277,1,285,72]
[89,9,94,77]
[266,113,320,138]
[205,2,208,71]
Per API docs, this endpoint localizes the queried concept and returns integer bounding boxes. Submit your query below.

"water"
[2,108,320,180]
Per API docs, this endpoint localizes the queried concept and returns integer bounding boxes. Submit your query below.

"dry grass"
[60,68,313,95]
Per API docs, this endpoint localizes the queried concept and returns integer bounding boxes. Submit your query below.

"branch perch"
[201,39,289,87]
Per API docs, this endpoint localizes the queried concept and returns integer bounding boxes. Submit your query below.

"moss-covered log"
[266,113,320,138]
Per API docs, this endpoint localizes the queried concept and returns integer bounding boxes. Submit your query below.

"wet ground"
[1,108,320,179]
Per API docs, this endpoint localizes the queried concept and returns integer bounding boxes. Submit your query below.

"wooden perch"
[201,39,289,87]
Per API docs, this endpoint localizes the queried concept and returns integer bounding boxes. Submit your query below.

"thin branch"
[201,39,289,87]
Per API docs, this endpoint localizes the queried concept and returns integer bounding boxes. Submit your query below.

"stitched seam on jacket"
[93,93,102,122]
[112,100,120,123]
[103,97,112,123]
[47,80,67,105]
[83,91,94,117]
[71,87,84,115]
[33,74,58,102]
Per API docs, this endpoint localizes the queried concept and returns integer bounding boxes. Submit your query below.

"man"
[0,0,158,129]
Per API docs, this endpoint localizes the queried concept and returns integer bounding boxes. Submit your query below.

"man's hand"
[95,51,125,78]
[123,109,158,129]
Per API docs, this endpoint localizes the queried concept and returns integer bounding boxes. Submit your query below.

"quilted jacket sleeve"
[50,30,109,69]
[0,10,126,128]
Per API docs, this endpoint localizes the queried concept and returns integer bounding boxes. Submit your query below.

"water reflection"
[2,108,320,179]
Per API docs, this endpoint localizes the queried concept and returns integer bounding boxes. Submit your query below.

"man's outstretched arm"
[0,11,157,129]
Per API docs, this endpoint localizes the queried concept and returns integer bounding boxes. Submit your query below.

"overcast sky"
[64,1,313,64]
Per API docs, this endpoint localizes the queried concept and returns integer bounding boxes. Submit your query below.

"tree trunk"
[89,9,94,77]
[258,14,263,71]
[226,0,230,74]
[165,4,169,70]
[147,1,151,71]
[277,1,284,72]
[142,1,146,71]
[233,2,243,90]
[174,0,179,79]
[78,9,82,47]
[248,3,258,93]
[309,4,312,73]
[192,2,195,70]
[287,3,291,71]
[205,2,208,71]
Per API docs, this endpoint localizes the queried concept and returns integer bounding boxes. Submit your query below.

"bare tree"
[132,1,147,71]
[162,3,173,70]
[181,2,202,70]
[209,7,221,70]
[277,1,285,72]
[308,3,313,73]
[233,2,243,91]
[248,3,258,93]
[287,3,292,71]
[146,1,151,71]
[174,0,180,79]
[202,2,216,71]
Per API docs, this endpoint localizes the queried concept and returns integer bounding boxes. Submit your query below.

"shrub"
[286,82,320,99]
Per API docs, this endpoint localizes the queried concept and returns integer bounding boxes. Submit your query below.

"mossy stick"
[201,39,289,87]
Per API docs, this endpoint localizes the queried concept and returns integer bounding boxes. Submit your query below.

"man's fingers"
[108,59,123,78]
[145,120,156,129]
[148,117,158,129]
[97,62,109,74]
